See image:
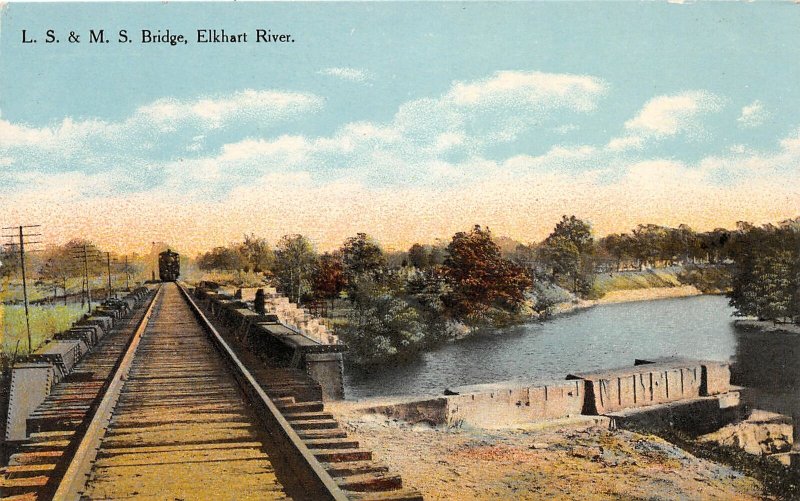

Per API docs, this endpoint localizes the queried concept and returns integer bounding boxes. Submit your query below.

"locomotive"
[158,249,180,282]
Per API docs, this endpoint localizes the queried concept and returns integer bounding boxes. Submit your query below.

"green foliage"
[728,220,800,323]
[197,246,244,271]
[407,243,429,269]
[598,223,732,271]
[0,245,19,279]
[341,233,386,284]
[238,233,274,273]
[339,276,427,364]
[274,234,318,303]
[406,243,447,270]
[676,265,732,294]
[195,234,274,275]
[539,215,595,297]
[548,215,594,254]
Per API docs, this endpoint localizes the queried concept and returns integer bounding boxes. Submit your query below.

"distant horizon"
[2,3,799,256]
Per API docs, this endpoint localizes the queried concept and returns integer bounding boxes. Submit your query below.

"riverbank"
[327,399,764,500]
[734,319,800,335]
[550,284,703,317]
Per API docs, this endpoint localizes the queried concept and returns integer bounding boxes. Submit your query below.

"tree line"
[0,239,147,304]
[195,217,781,362]
[727,219,800,324]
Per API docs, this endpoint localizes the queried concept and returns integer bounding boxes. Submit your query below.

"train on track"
[158,249,180,281]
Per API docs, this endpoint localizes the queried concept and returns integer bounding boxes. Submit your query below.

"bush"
[339,277,427,364]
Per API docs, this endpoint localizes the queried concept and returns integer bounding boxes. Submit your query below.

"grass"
[1,303,86,356]
[592,267,684,297]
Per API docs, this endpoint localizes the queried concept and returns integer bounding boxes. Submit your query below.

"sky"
[1,2,799,255]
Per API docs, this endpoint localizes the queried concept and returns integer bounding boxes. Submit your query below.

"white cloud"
[447,71,607,111]
[0,89,325,179]
[780,128,800,151]
[624,91,722,137]
[390,71,608,152]
[5,72,799,253]
[0,117,109,149]
[134,89,324,130]
[218,135,311,163]
[606,135,644,152]
[606,90,723,151]
[318,67,374,83]
[737,100,769,128]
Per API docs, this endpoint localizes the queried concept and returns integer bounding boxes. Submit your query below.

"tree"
[274,234,317,303]
[0,243,20,279]
[197,246,244,271]
[238,233,274,273]
[339,275,426,364]
[699,228,732,264]
[729,223,800,323]
[601,233,630,271]
[428,245,446,267]
[313,252,346,303]
[540,238,580,284]
[540,216,595,296]
[548,215,594,255]
[63,239,107,301]
[407,243,429,269]
[442,225,531,319]
[341,233,386,288]
[37,245,75,304]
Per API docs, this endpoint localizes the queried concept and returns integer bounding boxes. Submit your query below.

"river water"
[344,295,775,400]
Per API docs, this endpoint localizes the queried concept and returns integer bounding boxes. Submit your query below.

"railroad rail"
[2,283,421,500]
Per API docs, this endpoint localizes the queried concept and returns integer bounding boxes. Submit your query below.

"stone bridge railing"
[194,286,346,401]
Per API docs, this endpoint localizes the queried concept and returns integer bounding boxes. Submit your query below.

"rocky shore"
[327,400,765,500]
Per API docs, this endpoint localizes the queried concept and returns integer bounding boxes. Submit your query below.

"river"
[345,294,749,399]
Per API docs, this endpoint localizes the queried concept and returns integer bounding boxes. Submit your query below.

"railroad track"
[3,283,421,500]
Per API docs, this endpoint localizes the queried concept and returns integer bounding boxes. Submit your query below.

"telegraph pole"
[2,224,42,353]
[71,244,103,312]
[105,252,112,299]
[125,255,130,291]
[83,245,92,311]
[71,244,94,312]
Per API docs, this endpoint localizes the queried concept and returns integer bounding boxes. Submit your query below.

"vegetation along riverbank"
[3,216,797,366]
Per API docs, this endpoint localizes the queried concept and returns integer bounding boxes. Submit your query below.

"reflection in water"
[345,295,741,399]
[733,327,800,416]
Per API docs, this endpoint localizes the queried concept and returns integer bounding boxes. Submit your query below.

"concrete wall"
[445,380,584,427]
[568,359,730,415]
[363,380,583,428]
[608,391,743,436]
[364,358,737,429]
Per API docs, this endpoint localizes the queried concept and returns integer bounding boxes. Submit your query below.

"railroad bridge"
[4,282,798,499]
[1,283,422,500]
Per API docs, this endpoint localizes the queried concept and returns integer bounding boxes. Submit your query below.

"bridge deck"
[83,283,289,500]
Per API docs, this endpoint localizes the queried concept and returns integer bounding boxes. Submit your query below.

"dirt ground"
[328,401,766,501]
